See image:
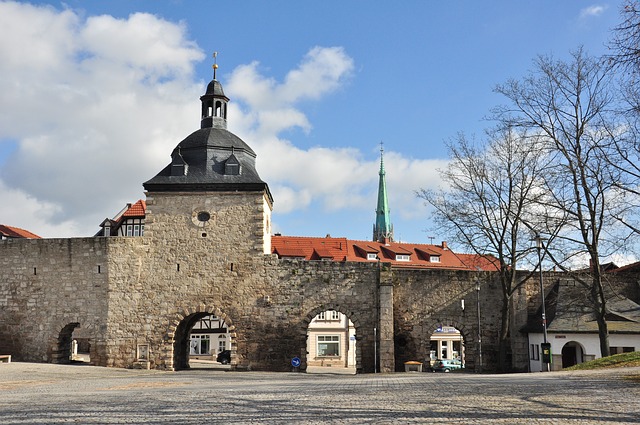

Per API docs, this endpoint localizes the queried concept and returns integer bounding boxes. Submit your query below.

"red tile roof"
[271,235,499,271]
[0,224,42,239]
[271,236,348,261]
[122,200,146,217]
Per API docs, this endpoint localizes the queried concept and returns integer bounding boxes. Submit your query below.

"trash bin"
[404,361,423,372]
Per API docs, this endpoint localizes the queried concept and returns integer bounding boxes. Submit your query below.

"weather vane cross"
[212,51,219,79]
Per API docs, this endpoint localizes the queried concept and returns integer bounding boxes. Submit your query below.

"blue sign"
[291,357,301,367]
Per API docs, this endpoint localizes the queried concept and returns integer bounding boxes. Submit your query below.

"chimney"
[442,241,448,250]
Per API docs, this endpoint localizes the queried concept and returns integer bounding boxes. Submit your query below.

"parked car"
[216,350,231,364]
[431,359,463,372]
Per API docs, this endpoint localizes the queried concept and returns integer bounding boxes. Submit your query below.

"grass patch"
[564,351,640,371]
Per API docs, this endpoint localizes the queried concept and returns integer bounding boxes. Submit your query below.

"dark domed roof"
[203,79,227,98]
[143,76,272,202]
[179,127,255,156]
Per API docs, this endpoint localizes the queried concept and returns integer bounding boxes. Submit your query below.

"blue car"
[431,359,463,372]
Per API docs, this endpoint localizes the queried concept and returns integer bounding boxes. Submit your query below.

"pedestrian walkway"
[1,362,639,424]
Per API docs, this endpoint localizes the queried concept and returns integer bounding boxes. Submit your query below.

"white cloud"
[0,3,443,239]
[0,2,203,237]
[579,5,607,19]
[0,180,79,237]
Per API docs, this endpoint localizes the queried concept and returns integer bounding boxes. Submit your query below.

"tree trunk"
[498,293,511,372]
[591,274,610,357]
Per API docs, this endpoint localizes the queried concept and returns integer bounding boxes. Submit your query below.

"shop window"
[317,335,340,356]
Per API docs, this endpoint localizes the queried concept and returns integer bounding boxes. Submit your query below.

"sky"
[0,1,628,250]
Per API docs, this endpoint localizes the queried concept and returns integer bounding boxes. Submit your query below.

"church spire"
[373,143,393,243]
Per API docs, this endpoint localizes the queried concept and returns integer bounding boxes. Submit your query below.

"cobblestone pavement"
[1,363,639,424]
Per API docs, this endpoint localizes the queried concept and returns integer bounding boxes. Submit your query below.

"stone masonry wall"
[104,233,380,371]
[144,191,270,256]
[391,269,503,372]
[0,237,109,364]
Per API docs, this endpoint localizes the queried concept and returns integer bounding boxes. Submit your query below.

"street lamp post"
[476,282,482,372]
[534,234,550,372]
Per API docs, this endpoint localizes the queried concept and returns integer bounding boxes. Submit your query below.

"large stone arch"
[162,305,236,371]
[301,303,366,373]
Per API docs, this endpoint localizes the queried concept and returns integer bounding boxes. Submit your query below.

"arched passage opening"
[561,341,585,369]
[427,324,465,372]
[170,308,233,371]
[52,322,91,364]
[305,306,360,374]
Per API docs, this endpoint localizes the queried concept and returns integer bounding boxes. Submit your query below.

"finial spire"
[373,142,393,243]
[212,51,219,80]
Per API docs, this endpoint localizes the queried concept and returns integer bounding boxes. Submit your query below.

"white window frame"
[367,253,378,260]
[317,335,340,357]
[430,255,440,263]
[218,335,227,352]
[396,254,410,262]
[330,310,340,321]
[189,334,211,355]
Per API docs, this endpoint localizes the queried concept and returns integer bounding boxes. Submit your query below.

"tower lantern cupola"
[200,52,229,130]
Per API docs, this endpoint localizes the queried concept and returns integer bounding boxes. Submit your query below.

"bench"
[0,355,11,363]
[404,360,422,372]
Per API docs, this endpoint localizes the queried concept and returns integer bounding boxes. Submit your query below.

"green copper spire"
[373,143,393,243]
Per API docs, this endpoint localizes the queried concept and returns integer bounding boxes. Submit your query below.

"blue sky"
[0,1,625,247]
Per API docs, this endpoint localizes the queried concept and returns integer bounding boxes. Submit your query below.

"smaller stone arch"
[163,304,236,371]
[50,322,79,364]
[421,318,472,371]
[48,318,99,365]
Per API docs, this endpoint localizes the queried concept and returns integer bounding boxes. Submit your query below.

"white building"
[307,310,356,368]
[524,278,640,372]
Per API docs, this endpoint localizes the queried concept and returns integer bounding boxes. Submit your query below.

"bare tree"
[494,48,630,357]
[418,126,545,371]
[607,0,640,235]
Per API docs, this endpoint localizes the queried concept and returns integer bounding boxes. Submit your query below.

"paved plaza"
[1,362,639,424]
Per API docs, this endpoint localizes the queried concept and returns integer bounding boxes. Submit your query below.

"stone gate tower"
[143,64,273,254]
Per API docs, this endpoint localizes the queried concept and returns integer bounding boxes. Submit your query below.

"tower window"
[197,211,211,222]
[225,163,240,175]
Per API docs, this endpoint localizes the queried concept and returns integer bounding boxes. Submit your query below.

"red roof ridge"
[0,224,42,239]
[123,199,146,217]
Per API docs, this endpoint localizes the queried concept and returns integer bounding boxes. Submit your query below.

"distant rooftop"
[271,235,499,271]
[0,224,42,239]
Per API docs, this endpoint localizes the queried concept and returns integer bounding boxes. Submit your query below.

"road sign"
[291,357,301,367]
